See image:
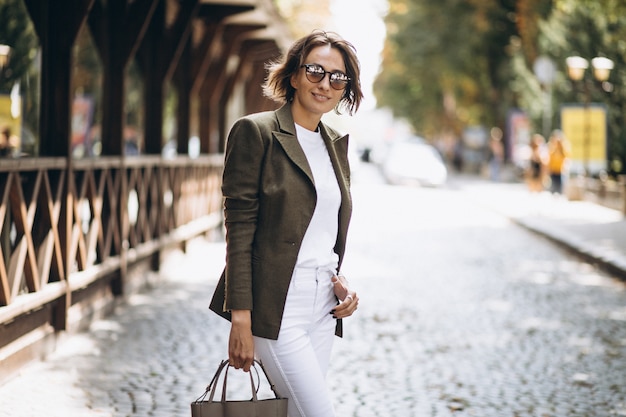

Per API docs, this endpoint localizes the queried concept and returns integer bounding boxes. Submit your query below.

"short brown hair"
[263,30,363,115]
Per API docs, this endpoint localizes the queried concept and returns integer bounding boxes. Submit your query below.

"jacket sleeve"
[221,117,266,312]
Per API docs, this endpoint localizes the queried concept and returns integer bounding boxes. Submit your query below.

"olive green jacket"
[209,103,353,340]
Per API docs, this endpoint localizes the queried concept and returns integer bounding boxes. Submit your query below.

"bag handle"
[219,360,260,402]
[193,359,228,403]
[194,359,283,404]
[253,359,283,399]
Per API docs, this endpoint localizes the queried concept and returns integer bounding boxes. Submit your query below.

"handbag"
[191,359,288,417]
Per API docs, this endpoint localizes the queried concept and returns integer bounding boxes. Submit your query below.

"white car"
[381,139,448,187]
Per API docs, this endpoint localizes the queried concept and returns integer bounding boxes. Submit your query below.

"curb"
[512,217,626,282]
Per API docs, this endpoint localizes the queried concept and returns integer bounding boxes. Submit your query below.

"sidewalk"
[0,175,625,416]
[460,179,626,281]
[0,238,231,417]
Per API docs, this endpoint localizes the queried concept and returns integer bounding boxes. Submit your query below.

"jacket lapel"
[320,123,350,188]
[272,104,350,196]
[273,105,315,184]
[320,123,351,223]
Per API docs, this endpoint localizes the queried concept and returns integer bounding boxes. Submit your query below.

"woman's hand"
[228,310,254,372]
[331,275,359,319]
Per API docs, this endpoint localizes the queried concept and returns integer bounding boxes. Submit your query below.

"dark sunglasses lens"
[330,74,349,90]
[305,66,324,82]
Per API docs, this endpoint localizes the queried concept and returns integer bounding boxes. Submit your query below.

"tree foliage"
[541,0,626,174]
[0,0,38,93]
[375,0,626,174]
[375,0,525,138]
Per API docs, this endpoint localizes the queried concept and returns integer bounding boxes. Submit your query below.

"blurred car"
[381,138,448,187]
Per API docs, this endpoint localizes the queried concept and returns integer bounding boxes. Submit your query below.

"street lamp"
[0,44,10,71]
[565,55,614,176]
[591,56,614,90]
[566,56,588,81]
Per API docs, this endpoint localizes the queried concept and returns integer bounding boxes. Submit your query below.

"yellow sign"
[560,104,607,173]
[0,94,22,153]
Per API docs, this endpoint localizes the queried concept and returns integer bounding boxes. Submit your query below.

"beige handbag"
[191,359,288,417]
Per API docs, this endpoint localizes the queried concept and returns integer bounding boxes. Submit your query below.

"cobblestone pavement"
[1,168,625,417]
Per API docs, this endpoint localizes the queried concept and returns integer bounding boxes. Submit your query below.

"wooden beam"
[217,38,278,148]
[174,38,193,156]
[125,0,162,60]
[140,1,167,156]
[163,0,200,84]
[192,2,262,154]
[197,0,255,22]
[24,0,94,157]
[23,0,94,330]
[87,0,159,156]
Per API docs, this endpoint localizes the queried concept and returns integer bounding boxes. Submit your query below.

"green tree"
[376,0,626,175]
[0,0,40,154]
[533,0,626,175]
[375,0,525,139]
[0,0,38,93]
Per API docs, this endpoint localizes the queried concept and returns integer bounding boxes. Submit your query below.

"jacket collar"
[273,103,347,185]
[275,103,346,143]
[275,103,297,137]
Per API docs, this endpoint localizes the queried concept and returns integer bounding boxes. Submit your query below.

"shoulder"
[233,110,278,131]
[245,109,278,124]
[226,111,280,146]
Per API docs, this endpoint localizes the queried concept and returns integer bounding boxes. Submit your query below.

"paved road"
[1,165,625,417]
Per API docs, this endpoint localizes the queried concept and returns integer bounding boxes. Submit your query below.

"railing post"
[110,160,128,296]
[619,175,626,216]
[54,160,72,331]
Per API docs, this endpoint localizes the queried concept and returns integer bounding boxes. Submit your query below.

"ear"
[290,73,299,90]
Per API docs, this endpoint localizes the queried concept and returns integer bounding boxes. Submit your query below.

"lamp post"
[534,56,557,138]
[0,44,10,76]
[566,55,614,176]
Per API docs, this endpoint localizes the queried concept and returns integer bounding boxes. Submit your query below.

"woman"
[209,30,363,417]
[527,133,547,193]
[547,129,570,195]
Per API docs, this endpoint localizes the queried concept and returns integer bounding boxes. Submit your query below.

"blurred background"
[2,2,626,416]
[2,0,626,189]
[275,0,626,195]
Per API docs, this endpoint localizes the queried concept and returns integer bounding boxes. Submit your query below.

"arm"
[222,118,266,371]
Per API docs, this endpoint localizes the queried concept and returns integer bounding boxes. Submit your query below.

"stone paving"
[0,239,230,417]
[0,171,625,417]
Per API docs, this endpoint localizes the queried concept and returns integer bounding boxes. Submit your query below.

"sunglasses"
[300,64,350,90]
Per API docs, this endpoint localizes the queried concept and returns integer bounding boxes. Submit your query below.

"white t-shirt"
[294,124,341,270]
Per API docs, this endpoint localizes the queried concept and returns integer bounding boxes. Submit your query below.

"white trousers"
[254,267,338,417]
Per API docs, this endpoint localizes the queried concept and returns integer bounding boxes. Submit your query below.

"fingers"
[330,291,359,319]
[228,324,255,372]
[229,348,254,372]
[229,352,254,371]
[332,275,349,300]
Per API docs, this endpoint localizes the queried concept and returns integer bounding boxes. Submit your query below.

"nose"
[318,73,332,89]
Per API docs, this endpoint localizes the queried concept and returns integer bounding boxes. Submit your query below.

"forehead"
[303,45,346,71]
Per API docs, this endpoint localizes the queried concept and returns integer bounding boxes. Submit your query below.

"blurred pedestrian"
[526,133,547,193]
[488,127,504,181]
[209,30,363,417]
[0,125,17,157]
[547,129,571,195]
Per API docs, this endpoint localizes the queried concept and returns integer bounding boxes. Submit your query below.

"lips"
[312,92,330,101]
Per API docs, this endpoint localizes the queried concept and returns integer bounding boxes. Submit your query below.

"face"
[290,44,347,127]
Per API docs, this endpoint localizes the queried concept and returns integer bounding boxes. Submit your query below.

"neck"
[291,104,322,132]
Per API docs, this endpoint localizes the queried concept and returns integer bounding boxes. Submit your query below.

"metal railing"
[566,175,626,215]
[0,155,224,326]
